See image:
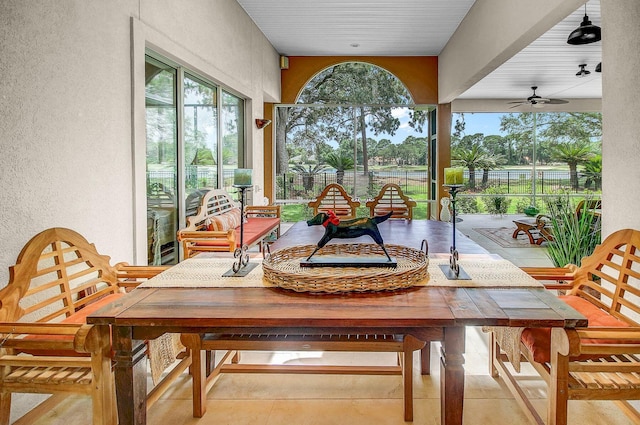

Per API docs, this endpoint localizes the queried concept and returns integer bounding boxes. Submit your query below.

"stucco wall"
[0,0,280,284]
[601,0,640,236]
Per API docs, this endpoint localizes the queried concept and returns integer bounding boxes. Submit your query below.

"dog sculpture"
[305,210,394,261]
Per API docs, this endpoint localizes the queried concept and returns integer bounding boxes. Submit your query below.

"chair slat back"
[308,184,360,219]
[0,228,120,323]
[570,228,640,325]
[366,183,417,219]
[185,189,238,230]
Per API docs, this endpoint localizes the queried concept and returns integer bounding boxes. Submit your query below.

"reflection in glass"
[221,91,244,192]
[184,74,218,217]
[145,56,178,265]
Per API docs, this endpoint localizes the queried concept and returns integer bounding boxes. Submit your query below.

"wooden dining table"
[88,219,587,425]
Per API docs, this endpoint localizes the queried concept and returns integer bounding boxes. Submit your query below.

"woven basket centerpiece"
[262,243,428,293]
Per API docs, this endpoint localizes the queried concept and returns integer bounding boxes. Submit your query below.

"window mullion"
[177,67,186,225]
[216,85,223,188]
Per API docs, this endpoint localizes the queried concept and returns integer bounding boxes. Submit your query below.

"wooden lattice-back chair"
[0,228,189,425]
[490,228,640,425]
[307,183,360,219]
[366,183,417,220]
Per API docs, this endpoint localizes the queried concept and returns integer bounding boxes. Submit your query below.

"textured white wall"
[601,0,640,237]
[0,0,280,284]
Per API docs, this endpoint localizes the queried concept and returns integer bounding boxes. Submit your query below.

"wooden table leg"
[113,326,148,425]
[440,326,465,425]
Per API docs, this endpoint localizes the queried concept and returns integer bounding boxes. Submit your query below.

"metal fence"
[276,170,430,201]
[147,168,240,194]
[275,169,601,202]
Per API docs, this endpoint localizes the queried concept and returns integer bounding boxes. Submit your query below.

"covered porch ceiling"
[237,0,601,112]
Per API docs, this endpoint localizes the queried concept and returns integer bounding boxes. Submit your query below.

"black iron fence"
[276,170,429,200]
[275,169,601,201]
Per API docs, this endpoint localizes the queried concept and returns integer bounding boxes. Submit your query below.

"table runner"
[139,257,543,289]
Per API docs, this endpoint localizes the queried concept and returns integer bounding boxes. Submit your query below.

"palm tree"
[549,142,594,190]
[452,145,489,190]
[479,153,506,188]
[583,155,602,191]
[324,152,354,185]
[292,163,328,191]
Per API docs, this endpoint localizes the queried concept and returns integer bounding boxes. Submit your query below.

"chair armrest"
[178,230,236,254]
[521,266,577,281]
[553,327,640,358]
[177,229,234,241]
[0,323,108,354]
[115,263,171,290]
[245,205,281,218]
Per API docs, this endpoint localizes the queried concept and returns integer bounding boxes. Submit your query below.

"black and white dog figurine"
[305,210,393,261]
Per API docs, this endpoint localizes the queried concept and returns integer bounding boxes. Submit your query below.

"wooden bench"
[0,228,190,425]
[366,183,417,220]
[512,214,553,245]
[181,332,425,422]
[513,200,602,246]
[177,189,281,258]
[489,228,640,425]
[308,183,360,219]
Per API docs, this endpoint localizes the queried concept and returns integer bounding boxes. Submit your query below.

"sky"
[457,112,506,136]
[316,109,509,146]
[389,109,507,144]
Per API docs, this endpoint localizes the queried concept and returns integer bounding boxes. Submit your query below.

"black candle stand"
[439,184,471,280]
[223,185,259,277]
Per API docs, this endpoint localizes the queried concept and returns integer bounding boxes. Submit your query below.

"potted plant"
[324,152,354,185]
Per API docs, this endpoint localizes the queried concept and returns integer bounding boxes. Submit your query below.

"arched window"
[275,62,433,218]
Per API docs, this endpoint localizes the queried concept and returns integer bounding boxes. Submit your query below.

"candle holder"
[223,184,259,277]
[439,184,471,280]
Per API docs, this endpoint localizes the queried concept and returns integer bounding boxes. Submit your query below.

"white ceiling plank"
[236,0,602,105]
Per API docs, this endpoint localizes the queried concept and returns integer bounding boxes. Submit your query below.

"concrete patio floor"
[454,213,554,268]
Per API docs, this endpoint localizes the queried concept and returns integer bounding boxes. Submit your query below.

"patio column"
[601,0,640,235]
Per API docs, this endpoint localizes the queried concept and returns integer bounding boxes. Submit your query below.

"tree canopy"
[276,62,427,174]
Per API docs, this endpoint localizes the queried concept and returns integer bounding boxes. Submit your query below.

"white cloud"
[391,107,409,119]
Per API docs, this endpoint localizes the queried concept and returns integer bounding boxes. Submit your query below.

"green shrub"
[544,194,601,267]
[455,196,479,214]
[515,197,544,214]
[483,187,510,217]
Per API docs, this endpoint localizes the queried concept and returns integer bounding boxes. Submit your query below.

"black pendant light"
[567,4,601,45]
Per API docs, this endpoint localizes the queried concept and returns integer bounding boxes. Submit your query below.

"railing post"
[283,175,287,199]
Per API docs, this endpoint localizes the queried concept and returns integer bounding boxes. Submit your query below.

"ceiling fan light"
[567,14,601,45]
[576,64,591,77]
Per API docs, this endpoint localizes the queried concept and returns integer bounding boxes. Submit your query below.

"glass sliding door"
[184,74,218,217]
[145,56,178,265]
[144,53,246,265]
[221,91,245,192]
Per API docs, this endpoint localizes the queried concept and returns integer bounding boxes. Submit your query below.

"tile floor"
[10,215,637,424]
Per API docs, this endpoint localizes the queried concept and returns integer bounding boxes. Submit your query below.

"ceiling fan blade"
[507,101,527,104]
[547,99,569,104]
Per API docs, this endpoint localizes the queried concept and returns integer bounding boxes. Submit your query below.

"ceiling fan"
[508,86,569,108]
